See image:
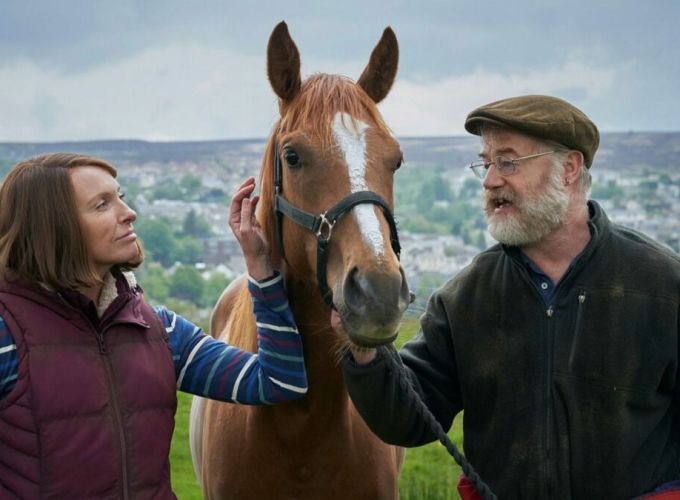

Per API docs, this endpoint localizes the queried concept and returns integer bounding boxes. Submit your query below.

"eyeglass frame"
[468,150,557,179]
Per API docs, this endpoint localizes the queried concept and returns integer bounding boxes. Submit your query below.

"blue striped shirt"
[0,272,307,404]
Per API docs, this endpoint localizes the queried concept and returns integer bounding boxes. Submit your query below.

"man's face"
[479,129,570,247]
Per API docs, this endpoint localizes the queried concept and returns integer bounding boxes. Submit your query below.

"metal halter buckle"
[316,213,336,241]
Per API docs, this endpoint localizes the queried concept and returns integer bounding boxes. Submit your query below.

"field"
[170,318,465,499]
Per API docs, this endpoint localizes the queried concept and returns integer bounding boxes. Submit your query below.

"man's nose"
[482,163,505,190]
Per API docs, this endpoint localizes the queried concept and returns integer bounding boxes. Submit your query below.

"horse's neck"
[259,284,354,447]
[286,278,347,407]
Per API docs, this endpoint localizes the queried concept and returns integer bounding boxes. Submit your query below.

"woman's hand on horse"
[229,177,273,281]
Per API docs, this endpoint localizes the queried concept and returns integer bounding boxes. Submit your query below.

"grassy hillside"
[170,318,465,499]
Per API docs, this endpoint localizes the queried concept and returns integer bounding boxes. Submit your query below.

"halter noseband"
[273,142,401,307]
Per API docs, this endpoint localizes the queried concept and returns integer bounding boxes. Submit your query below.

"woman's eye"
[283,148,300,168]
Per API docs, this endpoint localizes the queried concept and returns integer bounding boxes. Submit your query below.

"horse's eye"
[284,148,300,168]
[395,155,404,171]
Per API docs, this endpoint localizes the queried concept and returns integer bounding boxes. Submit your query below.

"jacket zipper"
[512,256,584,498]
[513,269,557,498]
[543,291,587,497]
[544,305,555,499]
[98,326,130,500]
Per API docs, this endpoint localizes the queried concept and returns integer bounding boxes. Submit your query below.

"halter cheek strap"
[273,142,401,307]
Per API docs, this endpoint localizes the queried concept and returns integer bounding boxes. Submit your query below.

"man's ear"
[563,150,585,185]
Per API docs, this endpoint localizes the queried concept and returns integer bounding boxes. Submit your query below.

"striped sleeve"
[157,270,307,404]
[0,315,19,401]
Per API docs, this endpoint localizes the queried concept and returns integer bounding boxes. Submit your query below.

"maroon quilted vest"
[0,270,178,499]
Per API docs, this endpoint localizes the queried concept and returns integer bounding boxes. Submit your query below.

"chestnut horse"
[190,22,410,499]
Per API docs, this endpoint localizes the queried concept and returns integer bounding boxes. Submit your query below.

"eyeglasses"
[469,151,557,179]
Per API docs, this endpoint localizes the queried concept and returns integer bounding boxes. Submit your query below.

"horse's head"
[259,22,410,347]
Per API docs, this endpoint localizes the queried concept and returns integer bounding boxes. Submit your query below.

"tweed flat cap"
[465,95,600,167]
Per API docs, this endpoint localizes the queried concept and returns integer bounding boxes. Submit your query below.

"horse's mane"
[223,73,390,351]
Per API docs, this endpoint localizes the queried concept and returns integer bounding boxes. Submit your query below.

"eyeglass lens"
[470,156,515,178]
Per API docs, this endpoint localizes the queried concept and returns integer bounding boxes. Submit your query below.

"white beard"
[483,168,570,247]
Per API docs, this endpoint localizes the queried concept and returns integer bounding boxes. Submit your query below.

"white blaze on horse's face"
[332,112,385,257]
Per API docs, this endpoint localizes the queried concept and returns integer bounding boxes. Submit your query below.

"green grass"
[170,318,464,499]
[170,392,202,500]
[398,415,463,500]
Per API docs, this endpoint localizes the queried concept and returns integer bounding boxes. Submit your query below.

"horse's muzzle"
[339,266,410,346]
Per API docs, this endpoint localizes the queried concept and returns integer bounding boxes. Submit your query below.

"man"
[337,95,680,499]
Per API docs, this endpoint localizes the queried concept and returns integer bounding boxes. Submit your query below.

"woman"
[0,153,307,499]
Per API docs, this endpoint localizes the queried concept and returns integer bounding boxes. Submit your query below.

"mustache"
[484,187,519,206]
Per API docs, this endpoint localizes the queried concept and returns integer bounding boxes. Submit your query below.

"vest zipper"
[56,289,135,498]
[98,327,130,500]
[96,331,106,354]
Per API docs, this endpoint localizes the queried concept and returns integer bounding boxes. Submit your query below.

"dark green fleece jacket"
[342,201,680,499]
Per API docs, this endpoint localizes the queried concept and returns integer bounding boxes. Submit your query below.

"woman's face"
[70,166,139,279]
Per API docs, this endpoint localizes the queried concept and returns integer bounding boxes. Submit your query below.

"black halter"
[273,142,401,307]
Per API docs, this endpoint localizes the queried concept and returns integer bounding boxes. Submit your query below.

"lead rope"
[388,355,498,500]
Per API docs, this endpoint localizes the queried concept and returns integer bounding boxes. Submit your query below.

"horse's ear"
[357,27,399,104]
[267,21,301,102]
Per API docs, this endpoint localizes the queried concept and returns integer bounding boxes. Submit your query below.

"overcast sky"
[1,1,678,142]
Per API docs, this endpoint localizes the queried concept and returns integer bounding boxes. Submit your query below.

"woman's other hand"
[229,177,273,281]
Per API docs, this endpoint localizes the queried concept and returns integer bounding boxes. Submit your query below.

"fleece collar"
[97,270,137,318]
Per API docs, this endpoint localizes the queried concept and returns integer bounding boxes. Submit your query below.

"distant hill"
[0,138,265,166]
[1,132,679,172]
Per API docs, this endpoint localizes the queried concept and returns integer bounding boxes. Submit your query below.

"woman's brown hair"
[0,153,143,289]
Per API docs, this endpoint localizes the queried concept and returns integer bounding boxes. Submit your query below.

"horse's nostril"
[343,267,410,321]
[343,267,367,316]
[398,267,412,310]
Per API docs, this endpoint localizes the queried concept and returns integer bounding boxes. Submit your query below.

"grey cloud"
[0,0,678,140]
